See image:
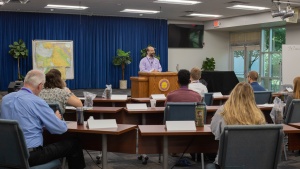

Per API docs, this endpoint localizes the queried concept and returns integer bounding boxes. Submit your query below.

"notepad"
[286,87,293,92]
[151,94,166,100]
[126,103,147,110]
[166,121,196,131]
[213,92,223,97]
[65,106,92,110]
[87,119,117,129]
[111,94,127,100]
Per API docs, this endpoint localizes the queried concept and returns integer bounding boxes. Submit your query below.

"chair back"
[204,93,213,106]
[254,91,272,104]
[48,102,62,114]
[284,99,300,124]
[0,119,30,169]
[164,102,207,124]
[218,125,283,169]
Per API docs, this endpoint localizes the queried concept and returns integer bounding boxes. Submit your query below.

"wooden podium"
[130,72,179,98]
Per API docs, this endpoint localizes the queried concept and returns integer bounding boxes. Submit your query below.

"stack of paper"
[213,92,223,97]
[126,103,148,110]
[151,94,166,100]
[87,119,117,129]
[111,94,127,100]
[166,121,196,131]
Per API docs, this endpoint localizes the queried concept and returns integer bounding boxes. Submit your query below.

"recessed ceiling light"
[120,9,160,14]
[45,4,89,10]
[0,2,4,5]
[188,13,222,17]
[227,5,269,11]
[154,0,201,5]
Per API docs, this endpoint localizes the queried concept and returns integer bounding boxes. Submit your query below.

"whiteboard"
[282,45,300,85]
[32,40,74,79]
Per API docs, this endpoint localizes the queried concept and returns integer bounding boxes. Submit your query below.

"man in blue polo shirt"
[1,69,85,169]
[247,70,266,91]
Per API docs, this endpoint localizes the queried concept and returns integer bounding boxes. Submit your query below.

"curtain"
[0,12,168,90]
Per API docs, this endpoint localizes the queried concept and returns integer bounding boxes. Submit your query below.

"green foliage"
[112,49,132,80]
[201,57,215,71]
[8,39,29,80]
[112,49,132,66]
[9,39,28,59]
[140,45,160,60]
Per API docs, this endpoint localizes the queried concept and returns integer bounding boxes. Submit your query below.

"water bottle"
[195,104,205,127]
[76,107,84,125]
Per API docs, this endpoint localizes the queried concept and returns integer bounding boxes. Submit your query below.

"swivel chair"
[0,119,61,169]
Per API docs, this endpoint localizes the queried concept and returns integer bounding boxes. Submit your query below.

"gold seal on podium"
[158,79,170,91]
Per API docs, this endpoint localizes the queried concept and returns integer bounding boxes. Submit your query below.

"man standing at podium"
[139,46,162,72]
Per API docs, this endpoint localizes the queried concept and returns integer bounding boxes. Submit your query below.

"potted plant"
[141,45,160,60]
[8,39,29,80]
[112,49,132,89]
[201,57,215,71]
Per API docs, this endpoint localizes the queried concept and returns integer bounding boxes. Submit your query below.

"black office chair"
[0,119,61,169]
[284,99,300,124]
[164,102,206,169]
[204,93,213,106]
[209,125,283,169]
[254,91,272,104]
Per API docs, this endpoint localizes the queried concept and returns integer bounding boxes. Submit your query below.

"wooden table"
[124,107,165,125]
[206,105,273,123]
[45,122,137,169]
[138,125,217,169]
[138,124,300,169]
[283,123,300,150]
[130,98,166,107]
[80,97,129,107]
[64,107,124,123]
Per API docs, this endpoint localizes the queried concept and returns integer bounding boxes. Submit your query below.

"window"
[261,27,285,91]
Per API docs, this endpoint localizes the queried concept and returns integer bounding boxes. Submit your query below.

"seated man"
[188,67,208,97]
[166,69,201,102]
[248,70,266,91]
[1,70,85,169]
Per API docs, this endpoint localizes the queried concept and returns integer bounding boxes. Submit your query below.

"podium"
[130,72,179,98]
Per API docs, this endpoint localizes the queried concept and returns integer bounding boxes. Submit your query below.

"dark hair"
[44,71,64,89]
[48,69,62,78]
[178,69,190,86]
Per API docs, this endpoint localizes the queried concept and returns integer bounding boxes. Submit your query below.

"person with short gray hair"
[1,69,85,168]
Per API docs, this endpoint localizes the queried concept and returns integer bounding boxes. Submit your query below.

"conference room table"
[44,121,137,169]
[138,124,300,169]
[206,104,274,123]
[80,97,129,107]
[64,107,124,123]
[124,107,165,125]
[130,98,166,107]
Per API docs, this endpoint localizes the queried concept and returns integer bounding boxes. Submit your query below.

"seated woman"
[210,82,266,168]
[284,76,300,118]
[39,69,82,115]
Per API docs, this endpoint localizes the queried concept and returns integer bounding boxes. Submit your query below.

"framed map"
[32,40,74,79]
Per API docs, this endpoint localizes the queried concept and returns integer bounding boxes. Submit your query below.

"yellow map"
[32,41,74,79]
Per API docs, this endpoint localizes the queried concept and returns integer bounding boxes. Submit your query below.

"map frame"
[32,40,74,79]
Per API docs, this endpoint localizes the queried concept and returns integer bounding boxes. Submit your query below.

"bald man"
[247,71,266,91]
[139,46,162,72]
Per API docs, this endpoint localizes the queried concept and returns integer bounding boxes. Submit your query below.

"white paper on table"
[166,121,196,131]
[126,103,148,110]
[65,106,92,110]
[78,97,85,100]
[213,92,223,97]
[286,87,293,92]
[151,94,166,100]
[87,119,117,129]
[258,104,275,107]
[111,94,127,100]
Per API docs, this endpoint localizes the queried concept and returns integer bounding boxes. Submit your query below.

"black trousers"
[28,137,86,169]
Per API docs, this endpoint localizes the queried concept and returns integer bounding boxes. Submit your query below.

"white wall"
[168,30,230,72]
[286,23,300,44]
